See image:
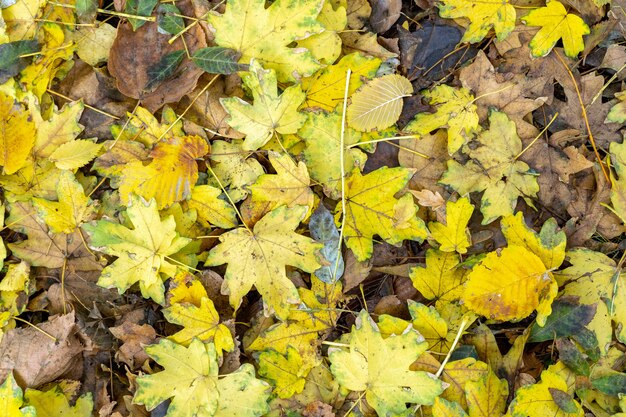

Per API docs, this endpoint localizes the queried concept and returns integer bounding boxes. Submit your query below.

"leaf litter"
[1,0,626,416]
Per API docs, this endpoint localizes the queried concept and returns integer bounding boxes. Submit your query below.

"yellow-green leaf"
[24,386,92,417]
[205,205,322,319]
[501,212,566,270]
[163,297,235,355]
[440,110,539,224]
[257,346,314,398]
[346,74,412,131]
[405,85,479,154]
[439,0,516,43]
[0,373,36,417]
[465,368,508,417]
[328,310,445,416]
[208,0,324,83]
[134,339,270,417]
[521,0,590,58]
[188,185,238,229]
[84,195,191,304]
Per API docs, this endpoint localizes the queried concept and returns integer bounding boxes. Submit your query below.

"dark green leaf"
[124,0,158,30]
[76,0,98,21]
[571,327,600,362]
[548,388,579,413]
[144,50,185,91]
[309,203,343,283]
[0,40,39,83]
[555,338,589,376]
[157,4,185,35]
[191,47,248,75]
[591,372,626,396]
[528,296,596,343]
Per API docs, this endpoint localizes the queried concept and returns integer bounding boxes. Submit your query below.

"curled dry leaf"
[107,0,206,111]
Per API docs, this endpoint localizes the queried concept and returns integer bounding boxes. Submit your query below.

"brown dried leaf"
[110,322,157,369]
[108,0,207,111]
[0,312,88,387]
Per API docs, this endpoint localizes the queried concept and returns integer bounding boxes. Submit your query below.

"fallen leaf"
[438,0,516,43]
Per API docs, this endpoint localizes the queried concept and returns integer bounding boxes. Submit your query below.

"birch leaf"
[48,139,102,170]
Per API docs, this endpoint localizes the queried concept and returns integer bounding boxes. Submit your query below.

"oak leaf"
[84,195,191,304]
[134,339,270,417]
[205,205,322,319]
[438,0,516,43]
[328,310,445,416]
[208,0,324,83]
[405,85,479,154]
[338,167,428,261]
[440,110,539,224]
[521,0,589,58]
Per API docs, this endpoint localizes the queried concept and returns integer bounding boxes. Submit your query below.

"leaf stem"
[435,317,468,378]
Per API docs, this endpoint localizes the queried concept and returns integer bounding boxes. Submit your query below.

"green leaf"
[145,50,185,92]
[591,373,626,396]
[529,296,596,343]
[124,0,159,30]
[157,4,185,35]
[191,47,249,74]
[0,373,36,417]
[0,40,39,83]
[75,0,97,21]
[555,338,589,377]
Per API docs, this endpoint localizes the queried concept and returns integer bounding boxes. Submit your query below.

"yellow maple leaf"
[24,385,93,417]
[501,212,566,270]
[609,140,626,225]
[221,61,306,151]
[208,0,324,83]
[465,368,509,417]
[205,205,322,319]
[257,346,315,398]
[296,0,346,65]
[163,297,235,355]
[328,310,445,416]
[301,52,381,111]
[32,170,94,234]
[119,135,209,209]
[242,151,314,225]
[438,0,516,43]
[410,248,467,305]
[405,84,479,154]
[31,100,84,159]
[506,367,584,417]
[187,185,238,229]
[209,140,264,202]
[84,195,191,304]
[440,110,539,224]
[428,197,474,254]
[521,0,590,58]
[134,339,270,417]
[339,167,428,261]
[463,246,558,324]
[0,92,35,175]
[0,373,36,417]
